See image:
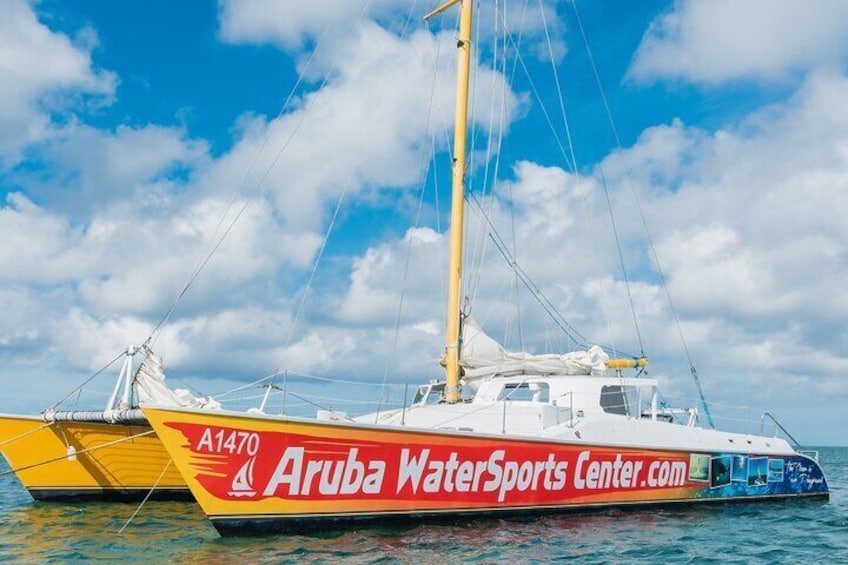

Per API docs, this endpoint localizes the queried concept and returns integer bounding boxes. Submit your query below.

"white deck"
[349,373,796,456]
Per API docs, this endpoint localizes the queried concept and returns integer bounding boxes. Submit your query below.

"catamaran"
[0,346,218,501]
[142,0,828,536]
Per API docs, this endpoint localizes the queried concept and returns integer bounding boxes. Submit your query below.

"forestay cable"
[144,17,337,350]
[569,0,714,427]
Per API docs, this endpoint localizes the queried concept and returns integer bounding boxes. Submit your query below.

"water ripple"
[1,447,847,562]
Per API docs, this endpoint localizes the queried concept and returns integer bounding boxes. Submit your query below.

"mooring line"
[0,429,156,477]
[0,422,53,448]
[118,458,173,534]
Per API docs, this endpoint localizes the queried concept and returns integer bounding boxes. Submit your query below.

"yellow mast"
[425,0,472,403]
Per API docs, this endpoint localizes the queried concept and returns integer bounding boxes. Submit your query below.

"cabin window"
[413,383,445,405]
[600,385,630,415]
[497,382,550,402]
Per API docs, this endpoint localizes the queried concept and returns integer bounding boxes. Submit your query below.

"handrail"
[553,392,575,428]
[798,450,819,462]
[760,412,802,449]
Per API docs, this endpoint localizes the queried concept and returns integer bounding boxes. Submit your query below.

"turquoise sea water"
[0,447,846,563]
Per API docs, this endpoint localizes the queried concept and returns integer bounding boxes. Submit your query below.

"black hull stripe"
[208,492,829,536]
[28,487,195,503]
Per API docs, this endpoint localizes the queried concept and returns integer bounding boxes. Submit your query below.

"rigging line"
[0,422,52,448]
[507,150,524,350]
[598,162,645,353]
[568,0,713,427]
[284,171,354,352]
[270,369,410,388]
[400,0,424,39]
[422,9,454,311]
[487,231,587,347]
[501,0,526,352]
[376,24,445,418]
[210,359,414,399]
[435,4,465,184]
[536,0,620,357]
[148,77,328,350]
[147,0,379,352]
[289,391,402,405]
[284,391,356,423]
[536,0,576,172]
[503,30,572,173]
[144,20,334,349]
[477,267,517,330]
[269,168,354,390]
[118,459,172,535]
[375,155,431,419]
[466,0,502,305]
[208,374,274,398]
[471,191,640,357]
[469,0,530,306]
[467,189,583,341]
[47,350,125,411]
[0,430,156,478]
[468,190,589,345]
[501,5,625,352]
[422,18,446,308]
[432,133,445,303]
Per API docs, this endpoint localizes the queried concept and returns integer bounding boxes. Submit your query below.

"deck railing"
[760,412,802,449]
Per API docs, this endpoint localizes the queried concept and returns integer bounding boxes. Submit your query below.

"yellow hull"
[0,413,191,501]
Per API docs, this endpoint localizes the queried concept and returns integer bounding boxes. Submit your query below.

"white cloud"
[0,189,322,317]
[324,69,848,438]
[0,0,115,164]
[0,14,523,397]
[218,0,408,50]
[0,193,79,283]
[26,123,209,213]
[217,0,566,69]
[593,71,848,409]
[628,0,848,84]
[200,22,522,232]
[338,226,447,326]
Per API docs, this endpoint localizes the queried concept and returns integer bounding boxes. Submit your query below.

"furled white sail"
[459,317,609,380]
[133,349,221,410]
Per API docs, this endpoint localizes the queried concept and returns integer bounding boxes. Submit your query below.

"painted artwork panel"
[710,456,732,488]
[767,459,785,482]
[748,457,768,487]
[689,454,710,482]
[731,455,747,482]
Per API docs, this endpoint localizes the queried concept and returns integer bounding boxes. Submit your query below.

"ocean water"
[0,448,846,564]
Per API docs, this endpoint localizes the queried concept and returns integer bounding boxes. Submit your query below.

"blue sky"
[2,0,848,444]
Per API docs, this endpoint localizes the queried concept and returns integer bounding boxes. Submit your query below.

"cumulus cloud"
[628,0,848,84]
[218,0,410,50]
[21,123,209,215]
[0,189,322,318]
[0,0,115,164]
[0,8,524,399]
[594,71,848,410]
[217,0,566,68]
[322,68,848,442]
[199,22,522,232]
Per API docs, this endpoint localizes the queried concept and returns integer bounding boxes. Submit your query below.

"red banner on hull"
[167,421,693,508]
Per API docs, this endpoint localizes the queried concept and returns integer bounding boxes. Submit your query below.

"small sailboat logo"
[227,456,257,497]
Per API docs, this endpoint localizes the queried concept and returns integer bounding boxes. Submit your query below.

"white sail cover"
[459,317,609,380]
[133,348,221,410]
